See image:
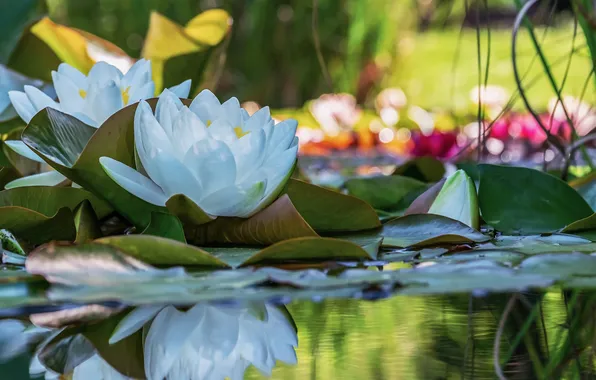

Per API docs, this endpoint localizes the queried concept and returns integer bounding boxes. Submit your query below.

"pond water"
[0,289,593,379]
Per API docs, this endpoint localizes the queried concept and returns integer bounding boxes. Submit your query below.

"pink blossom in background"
[409,130,459,158]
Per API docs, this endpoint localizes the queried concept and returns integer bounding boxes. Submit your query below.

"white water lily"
[100,89,298,218]
[428,169,479,229]
[110,302,298,380]
[5,59,191,189]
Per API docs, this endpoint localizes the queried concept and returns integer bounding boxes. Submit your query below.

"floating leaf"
[381,214,489,248]
[240,237,375,266]
[392,157,445,182]
[285,179,380,232]
[561,213,596,234]
[0,187,110,244]
[344,175,426,211]
[74,200,102,244]
[95,235,228,267]
[141,211,186,243]
[478,164,592,234]
[165,194,214,227]
[518,253,596,278]
[22,102,166,229]
[185,195,318,245]
[26,242,186,286]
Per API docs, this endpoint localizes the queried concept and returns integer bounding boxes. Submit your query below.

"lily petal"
[183,138,236,196]
[5,171,66,189]
[109,305,164,344]
[100,156,168,206]
[231,129,266,182]
[127,81,155,105]
[244,106,271,132]
[57,63,87,89]
[84,80,123,125]
[267,119,298,156]
[51,71,84,113]
[189,89,221,124]
[87,61,123,87]
[23,85,58,112]
[167,79,192,99]
[8,91,37,124]
[171,106,208,155]
[155,89,184,137]
[4,140,46,163]
[134,101,203,202]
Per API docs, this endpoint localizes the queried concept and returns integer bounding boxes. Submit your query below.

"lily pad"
[381,214,489,248]
[561,213,596,234]
[74,200,102,244]
[517,253,596,278]
[240,237,375,266]
[285,179,381,232]
[0,187,111,244]
[165,194,214,227]
[141,211,186,243]
[344,175,426,211]
[95,235,229,267]
[22,103,166,229]
[478,164,593,234]
[185,195,318,245]
[392,157,445,182]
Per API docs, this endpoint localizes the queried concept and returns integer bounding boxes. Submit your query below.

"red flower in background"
[409,130,459,159]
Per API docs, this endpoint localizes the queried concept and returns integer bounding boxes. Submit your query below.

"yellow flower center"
[234,127,249,138]
[79,89,87,99]
[206,120,212,126]
[121,86,131,105]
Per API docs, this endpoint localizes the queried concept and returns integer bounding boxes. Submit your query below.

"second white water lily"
[100,89,298,218]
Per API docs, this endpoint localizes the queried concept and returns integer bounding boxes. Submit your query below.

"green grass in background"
[389,27,595,112]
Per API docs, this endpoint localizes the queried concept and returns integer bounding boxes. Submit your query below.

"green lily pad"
[141,211,186,243]
[185,195,318,245]
[344,175,426,211]
[517,253,596,278]
[165,194,214,227]
[285,179,381,232]
[476,234,596,255]
[240,237,375,266]
[0,0,46,62]
[74,200,102,244]
[25,242,187,286]
[477,164,593,234]
[22,103,166,229]
[392,157,445,182]
[561,213,596,234]
[0,187,111,244]
[95,235,229,267]
[381,214,489,248]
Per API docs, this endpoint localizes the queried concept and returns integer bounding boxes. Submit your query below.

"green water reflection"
[2,290,593,379]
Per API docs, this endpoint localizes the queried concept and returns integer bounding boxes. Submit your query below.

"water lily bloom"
[100,89,298,218]
[109,302,298,380]
[5,59,191,188]
[428,169,479,229]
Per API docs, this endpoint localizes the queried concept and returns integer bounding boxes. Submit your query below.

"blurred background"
[4,0,596,171]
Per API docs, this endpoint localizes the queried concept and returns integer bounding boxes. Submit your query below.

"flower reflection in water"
[0,301,298,380]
